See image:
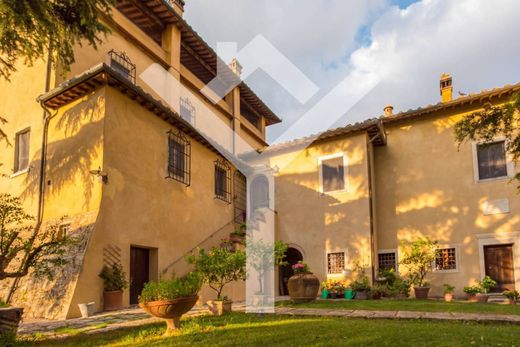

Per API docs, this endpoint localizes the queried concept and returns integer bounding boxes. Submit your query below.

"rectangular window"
[378,252,397,271]
[109,50,136,84]
[435,248,457,271]
[14,128,30,173]
[180,97,195,124]
[321,156,345,192]
[476,141,507,180]
[327,252,345,274]
[167,130,190,186]
[214,159,231,203]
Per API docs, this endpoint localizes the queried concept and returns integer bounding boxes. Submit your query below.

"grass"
[16,312,520,346]
[277,299,520,315]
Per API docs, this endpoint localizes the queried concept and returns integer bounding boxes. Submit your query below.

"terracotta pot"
[229,235,245,244]
[414,287,430,299]
[207,300,232,316]
[508,299,517,305]
[476,293,489,303]
[287,272,320,303]
[467,294,478,302]
[103,290,123,311]
[444,293,453,302]
[139,296,198,332]
[0,307,23,335]
[355,290,368,300]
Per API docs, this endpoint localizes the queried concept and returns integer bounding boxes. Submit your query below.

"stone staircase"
[487,293,508,303]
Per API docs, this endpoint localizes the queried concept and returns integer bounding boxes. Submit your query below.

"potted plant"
[287,261,320,303]
[187,246,246,315]
[463,285,481,302]
[139,272,201,333]
[399,238,438,299]
[371,284,387,300]
[351,262,371,300]
[99,263,129,311]
[229,224,246,246]
[503,290,520,305]
[320,281,329,299]
[443,284,455,302]
[477,276,496,303]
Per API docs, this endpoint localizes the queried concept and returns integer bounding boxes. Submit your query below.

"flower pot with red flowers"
[399,238,438,300]
[443,284,455,302]
[288,261,320,303]
[503,290,519,305]
[99,263,129,311]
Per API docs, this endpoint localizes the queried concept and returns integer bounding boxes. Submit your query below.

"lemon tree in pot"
[99,263,128,311]
[399,238,438,299]
[187,247,246,316]
[139,272,201,333]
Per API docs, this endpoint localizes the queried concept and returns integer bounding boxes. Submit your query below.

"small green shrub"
[351,263,371,291]
[99,263,129,292]
[478,276,497,294]
[503,290,520,301]
[0,298,9,308]
[443,284,455,294]
[463,285,481,296]
[139,272,201,303]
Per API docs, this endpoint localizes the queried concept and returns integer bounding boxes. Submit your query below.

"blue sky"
[185,0,520,143]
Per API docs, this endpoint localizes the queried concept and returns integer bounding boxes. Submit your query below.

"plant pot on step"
[0,307,23,335]
[288,272,320,303]
[508,299,517,305]
[444,293,454,302]
[414,287,430,299]
[139,296,198,334]
[476,293,489,303]
[355,290,368,300]
[207,300,232,316]
[467,294,478,302]
[103,290,123,311]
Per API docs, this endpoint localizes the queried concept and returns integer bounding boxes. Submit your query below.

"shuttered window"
[322,156,344,192]
[477,141,507,180]
[14,128,30,173]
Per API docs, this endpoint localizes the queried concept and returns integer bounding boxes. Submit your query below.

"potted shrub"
[351,262,371,299]
[287,261,320,303]
[139,272,201,333]
[399,238,438,299]
[503,290,520,305]
[443,284,455,302]
[99,263,129,311]
[371,284,387,300]
[463,285,481,302]
[187,247,246,315]
[477,276,497,303]
[229,224,246,246]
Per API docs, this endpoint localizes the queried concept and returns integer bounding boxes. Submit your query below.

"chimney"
[169,0,185,16]
[384,104,394,117]
[229,58,243,78]
[440,73,453,103]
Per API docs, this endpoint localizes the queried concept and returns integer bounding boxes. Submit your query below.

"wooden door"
[484,244,515,292]
[130,247,150,305]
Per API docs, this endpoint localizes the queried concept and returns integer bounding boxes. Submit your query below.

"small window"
[180,97,195,124]
[14,128,30,173]
[240,102,261,129]
[476,141,507,180]
[214,159,231,203]
[327,252,345,274]
[321,156,345,192]
[109,50,136,84]
[166,130,191,186]
[57,224,71,240]
[378,252,397,271]
[435,248,457,271]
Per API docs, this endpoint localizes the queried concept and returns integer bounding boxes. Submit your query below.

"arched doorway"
[279,247,303,295]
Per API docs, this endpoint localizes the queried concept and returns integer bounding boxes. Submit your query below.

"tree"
[399,238,438,288]
[0,193,73,281]
[0,0,115,81]
[187,247,246,300]
[454,91,520,191]
[0,116,7,146]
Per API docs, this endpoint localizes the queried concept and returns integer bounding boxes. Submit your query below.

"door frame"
[477,231,520,290]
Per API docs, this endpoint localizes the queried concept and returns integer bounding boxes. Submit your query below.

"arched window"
[250,174,269,212]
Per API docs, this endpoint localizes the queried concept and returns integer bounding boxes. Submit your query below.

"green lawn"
[17,313,520,346]
[277,299,520,315]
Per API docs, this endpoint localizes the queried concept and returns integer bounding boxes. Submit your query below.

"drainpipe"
[6,48,54,303]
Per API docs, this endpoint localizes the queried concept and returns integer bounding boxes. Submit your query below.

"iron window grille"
[166,130,191,186]
[378,252,397,271]
[327,252,345,274]
[109,50,136,84]
[214,159,231,203]
[180,97,195,125]
[435,248,457,271]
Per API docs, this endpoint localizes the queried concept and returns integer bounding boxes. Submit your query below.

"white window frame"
[472,138,514,183]
[432,244,460,273]
[377,249,398,273]
[318,153,349,194]
[325,249,347,277]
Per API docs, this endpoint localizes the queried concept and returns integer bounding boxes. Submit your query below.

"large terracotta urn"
[139,296,198,333]
[103,290,123,311]
[288,273,320,303]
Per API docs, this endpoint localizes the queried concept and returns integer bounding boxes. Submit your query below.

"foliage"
[350,262,371,292]
[291,261,310,274]
[443,284,455,294]
[399,238,438,287]
[374,268,411,297]
[139,272,201,303]
[0,115,8,146]
[463,285,481,296]
[246,239,288,293]
[321,279,347,293]
[0,0,115,81]
[0,193,75,281]
[0,297,8,307]
[503,290,520,301]
[454,91,520,191]
[478,276,497,294]
[99,263,129,292]
[187,247,246,300]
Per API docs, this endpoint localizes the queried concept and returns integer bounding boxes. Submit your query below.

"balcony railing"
[108,50,136,84]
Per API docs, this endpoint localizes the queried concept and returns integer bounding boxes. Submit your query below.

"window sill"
[475,176,511,184]
[11,168,30,178]
[433,269,459,274]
